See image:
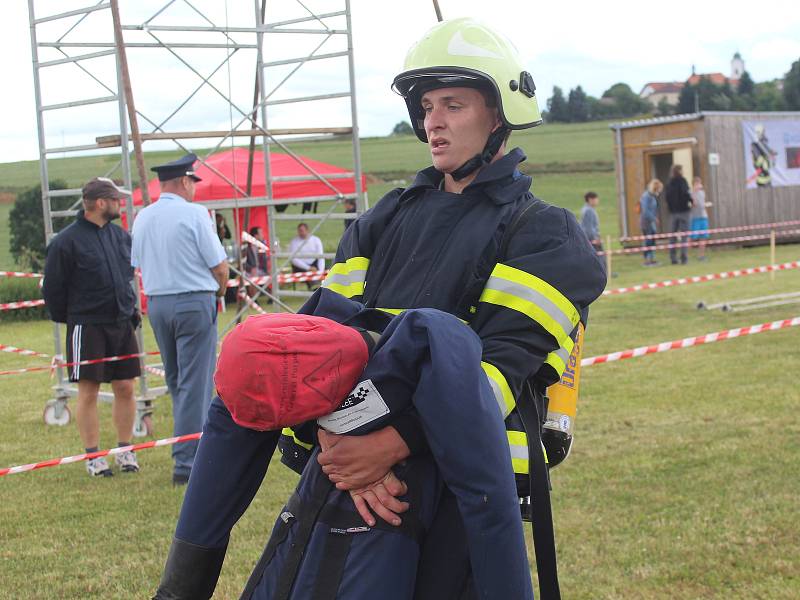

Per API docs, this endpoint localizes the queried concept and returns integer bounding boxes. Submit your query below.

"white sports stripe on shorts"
[71,324,82,381]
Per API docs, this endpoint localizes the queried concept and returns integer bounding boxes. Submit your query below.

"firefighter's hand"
[317,427,410,490]
[349,471,409,527]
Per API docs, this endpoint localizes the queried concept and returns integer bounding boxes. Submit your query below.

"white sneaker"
[114,450,140,473]
[86,456,113,477]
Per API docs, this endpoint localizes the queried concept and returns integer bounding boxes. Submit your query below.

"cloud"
[3,0,799,164]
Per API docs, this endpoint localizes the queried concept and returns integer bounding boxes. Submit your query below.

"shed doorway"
[648,147,694,232]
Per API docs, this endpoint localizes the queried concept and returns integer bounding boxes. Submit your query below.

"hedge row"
[0,278,47,322]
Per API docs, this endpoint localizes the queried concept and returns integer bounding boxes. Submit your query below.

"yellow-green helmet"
[392,18,542,143]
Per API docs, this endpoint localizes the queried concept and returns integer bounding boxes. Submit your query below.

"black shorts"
[66,321,141,383]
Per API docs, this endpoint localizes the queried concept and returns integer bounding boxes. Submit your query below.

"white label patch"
[317,379,389,434]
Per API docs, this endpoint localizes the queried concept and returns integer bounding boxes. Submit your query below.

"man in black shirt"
[42,177,142,477]
[665,164,693,265]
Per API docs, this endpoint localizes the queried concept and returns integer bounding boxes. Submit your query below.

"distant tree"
[10,181,72,272]
[708,92,732,111]
[567,86,590,122]
[677,76,733,113]
[755,80,787,111]
[784,58,800,110]
[391,120,414,136]
[546,86,569,122]
[677,82,698,113]
[601,82,650,117]
[656,97,674,116]
[737,70,755,96]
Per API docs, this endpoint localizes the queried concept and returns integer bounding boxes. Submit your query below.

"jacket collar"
[76,209,103,230]
[399,147,531,206]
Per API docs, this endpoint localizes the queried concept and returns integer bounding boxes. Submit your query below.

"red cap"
[215,313,369,431]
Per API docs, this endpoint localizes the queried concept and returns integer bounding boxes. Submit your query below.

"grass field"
[0,122,798,599]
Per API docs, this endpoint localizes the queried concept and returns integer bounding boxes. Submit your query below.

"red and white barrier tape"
[0,299,45,311]
[0,271,43,279]
[619,218,800,243]
[238,291,267,315]
[145,364,165,378]
[0,343,51,358]
[241,231,270,254]
[226,270,328,288]
[581,316,800,366]
[227,274,271,288]
[5,316,800,476]
[602,261,800,296]
[281,270,327,283]
[0,350,161,377]
[0,433,203,477]
[598,229,800,257]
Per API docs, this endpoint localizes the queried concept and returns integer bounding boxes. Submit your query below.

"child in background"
[690,176,709,261]
[580,191,603,253]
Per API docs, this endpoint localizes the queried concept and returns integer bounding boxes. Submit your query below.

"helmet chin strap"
[449,126,509,182]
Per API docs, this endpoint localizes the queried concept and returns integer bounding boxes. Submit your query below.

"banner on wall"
[742,120,800,189]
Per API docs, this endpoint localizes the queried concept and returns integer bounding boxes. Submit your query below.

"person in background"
[288,222,324,289]
[665,164,693,265]
[42,177,141,477]
[580,191,603,252]
[343,197,357,231]
[690,176,709,261]
[244,226,269,277]
[244,225,270,301]
[131,154,229,486]
[215,212,231,245]
[639,179,662,266]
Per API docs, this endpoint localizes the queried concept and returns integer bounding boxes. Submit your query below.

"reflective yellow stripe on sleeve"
[281,427,312,450]
[507,430,529,475]
[480,263,580,347]
[543,334,575,378]
[481,361,515,419]
[507,430,549,476]
[322,256,370,298]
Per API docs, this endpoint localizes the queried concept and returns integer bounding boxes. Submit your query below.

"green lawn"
[0,123,798,599]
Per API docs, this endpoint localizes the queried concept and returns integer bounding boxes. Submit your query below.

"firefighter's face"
[421,87,501,174]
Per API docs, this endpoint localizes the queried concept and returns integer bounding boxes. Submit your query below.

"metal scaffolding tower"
[27,0,366,433]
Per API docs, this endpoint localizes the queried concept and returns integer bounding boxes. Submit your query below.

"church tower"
[731,52,745,80]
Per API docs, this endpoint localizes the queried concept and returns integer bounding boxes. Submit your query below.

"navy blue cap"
[150,153,202,182]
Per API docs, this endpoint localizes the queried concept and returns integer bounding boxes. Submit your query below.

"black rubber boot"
[152,537,227,600]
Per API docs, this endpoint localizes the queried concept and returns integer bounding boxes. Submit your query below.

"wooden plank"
[95,127,353,147]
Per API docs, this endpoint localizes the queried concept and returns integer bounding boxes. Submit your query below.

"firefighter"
[277,16,607,599]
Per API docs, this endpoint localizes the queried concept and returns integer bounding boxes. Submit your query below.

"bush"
[0,277,46,322]
[9,180,74,273]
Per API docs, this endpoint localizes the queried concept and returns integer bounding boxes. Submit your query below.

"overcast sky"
[2,0,799,165]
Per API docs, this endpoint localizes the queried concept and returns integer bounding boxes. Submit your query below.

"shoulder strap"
[499,197,538,261]
[518,382,561,600]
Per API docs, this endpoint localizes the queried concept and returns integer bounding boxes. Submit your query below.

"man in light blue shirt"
[131,153,229,485]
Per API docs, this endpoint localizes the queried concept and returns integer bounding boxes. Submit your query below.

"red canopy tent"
[130,147,366,238]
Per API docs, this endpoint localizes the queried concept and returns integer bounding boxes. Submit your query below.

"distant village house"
[640,52,745,107]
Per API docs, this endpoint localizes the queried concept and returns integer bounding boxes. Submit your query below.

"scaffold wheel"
[133,413,154,438]
[43,399,71,426]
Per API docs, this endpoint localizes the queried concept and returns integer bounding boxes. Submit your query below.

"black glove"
[130,310,142,330]
[153,537,227,600]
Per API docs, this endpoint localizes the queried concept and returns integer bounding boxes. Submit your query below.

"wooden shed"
[610,111,800,240]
